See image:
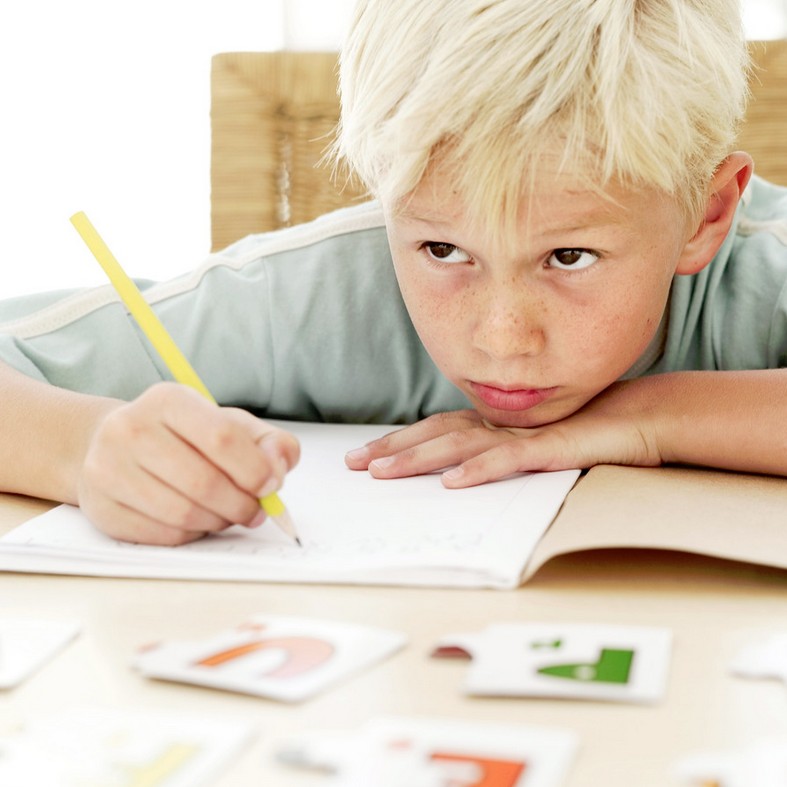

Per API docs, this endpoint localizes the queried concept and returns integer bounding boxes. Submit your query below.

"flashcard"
[278,715,578,787]
[730,632,787,687]
[134,614,407,702]
[433,623,672,703]
[674,736,787,787]
[0,618,80,689]
[0,706,252,786]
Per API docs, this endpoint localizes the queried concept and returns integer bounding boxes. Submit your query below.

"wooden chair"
[210,52,365,252]
[210,42,787,251]
[738,40,787,187]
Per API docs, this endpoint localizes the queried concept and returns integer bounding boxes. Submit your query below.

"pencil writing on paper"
[68,211,300,546]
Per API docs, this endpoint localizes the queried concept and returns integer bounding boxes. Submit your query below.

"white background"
[0,0,784,298]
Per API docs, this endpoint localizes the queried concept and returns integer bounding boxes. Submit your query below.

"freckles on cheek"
[412,291,459,342]
[401,264,464,316]
[597,306,662,368]
[406,285,470,367]
[578,311,632,358]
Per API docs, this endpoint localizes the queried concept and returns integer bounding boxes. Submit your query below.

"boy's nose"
[472,299,546,361]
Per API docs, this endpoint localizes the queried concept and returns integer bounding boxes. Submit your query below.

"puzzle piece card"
[0,706,252,786]
[434,622,671,703]
[674,736,787,787]
[729,632,787,687]
[0,618,80,689]
[278,715,579,787]
[134,614,407,702]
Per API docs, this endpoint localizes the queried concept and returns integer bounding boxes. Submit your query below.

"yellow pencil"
[69,211,300,546]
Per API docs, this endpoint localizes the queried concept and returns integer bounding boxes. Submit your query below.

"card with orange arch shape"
[133,614,407,702]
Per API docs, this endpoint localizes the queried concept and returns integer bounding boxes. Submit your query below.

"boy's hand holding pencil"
[70,213,300,547]
[76,383,299,545]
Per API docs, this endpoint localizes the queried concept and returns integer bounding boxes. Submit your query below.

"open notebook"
[3,421,786,589]
[0,422,580,590]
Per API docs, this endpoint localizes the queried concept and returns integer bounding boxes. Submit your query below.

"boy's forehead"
[392,169,642,231]
[384,164,689,253]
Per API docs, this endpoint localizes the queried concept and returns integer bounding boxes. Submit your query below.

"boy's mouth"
[469,382,557,412]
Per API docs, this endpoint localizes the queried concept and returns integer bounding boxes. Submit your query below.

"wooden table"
[1,482,787,786]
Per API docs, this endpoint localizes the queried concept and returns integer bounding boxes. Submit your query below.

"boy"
[0,0,785,546]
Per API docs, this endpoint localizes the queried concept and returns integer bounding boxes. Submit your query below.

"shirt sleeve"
[0,285,168,397]
[0,203,470,423]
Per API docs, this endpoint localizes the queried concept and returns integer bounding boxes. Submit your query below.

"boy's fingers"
[94,392,258,528]
[147,384,299,498]
[440,439,552,489]
[138,429,261,526]
[441,429,606,488]
[86,384,301,536]
[84,497,210,546]
[138,462,257,531]
[82,449,243,534]
[345,410,483,469]
[162,402,274,494]
[77,383,303,542]
[255,426,301,487]
[365,426,514,479]
[365,425,588,489]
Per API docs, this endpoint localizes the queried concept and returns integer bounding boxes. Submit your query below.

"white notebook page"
[0,422,579,589]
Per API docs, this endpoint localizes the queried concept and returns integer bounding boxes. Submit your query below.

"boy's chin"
[477,408,558,430]
[475,399,584,430]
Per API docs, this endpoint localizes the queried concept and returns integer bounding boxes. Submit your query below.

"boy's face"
[382,163,694,428]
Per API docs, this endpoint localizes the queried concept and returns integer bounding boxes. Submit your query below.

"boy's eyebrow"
[397,192,630,237]
[540,217,622,235]
[396,204,456,226]
[399,207,622,235]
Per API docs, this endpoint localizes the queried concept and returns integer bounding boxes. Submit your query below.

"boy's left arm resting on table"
[349,370,787,485]
[643,369,787,476]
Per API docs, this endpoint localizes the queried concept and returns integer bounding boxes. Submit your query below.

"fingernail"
[442,466,464,481]
[345,447,369,462]
[370,456,395,471]
[248,509,267,528]
[262,443,288,475]
[258,476,280,498]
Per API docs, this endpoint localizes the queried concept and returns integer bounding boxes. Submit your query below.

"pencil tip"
[295,537,303,547]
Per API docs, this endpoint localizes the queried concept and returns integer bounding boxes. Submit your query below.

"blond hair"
[333,0,750,230]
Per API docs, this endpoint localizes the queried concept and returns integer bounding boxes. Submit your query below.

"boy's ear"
[675,151,754,275]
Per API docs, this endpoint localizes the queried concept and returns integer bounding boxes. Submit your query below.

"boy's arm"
[347,369,787,483]
[0,360,120,502]
[0,360,299,544]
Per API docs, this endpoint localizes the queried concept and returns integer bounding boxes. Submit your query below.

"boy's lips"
[469,381,557,411]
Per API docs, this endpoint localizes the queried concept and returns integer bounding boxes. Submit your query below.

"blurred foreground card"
[675,736,787,787]
[0,618,79,689]
[278,715,579,787]
[0,706,252,786]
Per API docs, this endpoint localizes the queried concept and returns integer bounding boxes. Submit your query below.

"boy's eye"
[548,248,599,270]
[422,242,472,264]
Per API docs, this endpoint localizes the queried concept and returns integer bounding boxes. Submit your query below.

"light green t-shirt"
[1,176,785,424]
